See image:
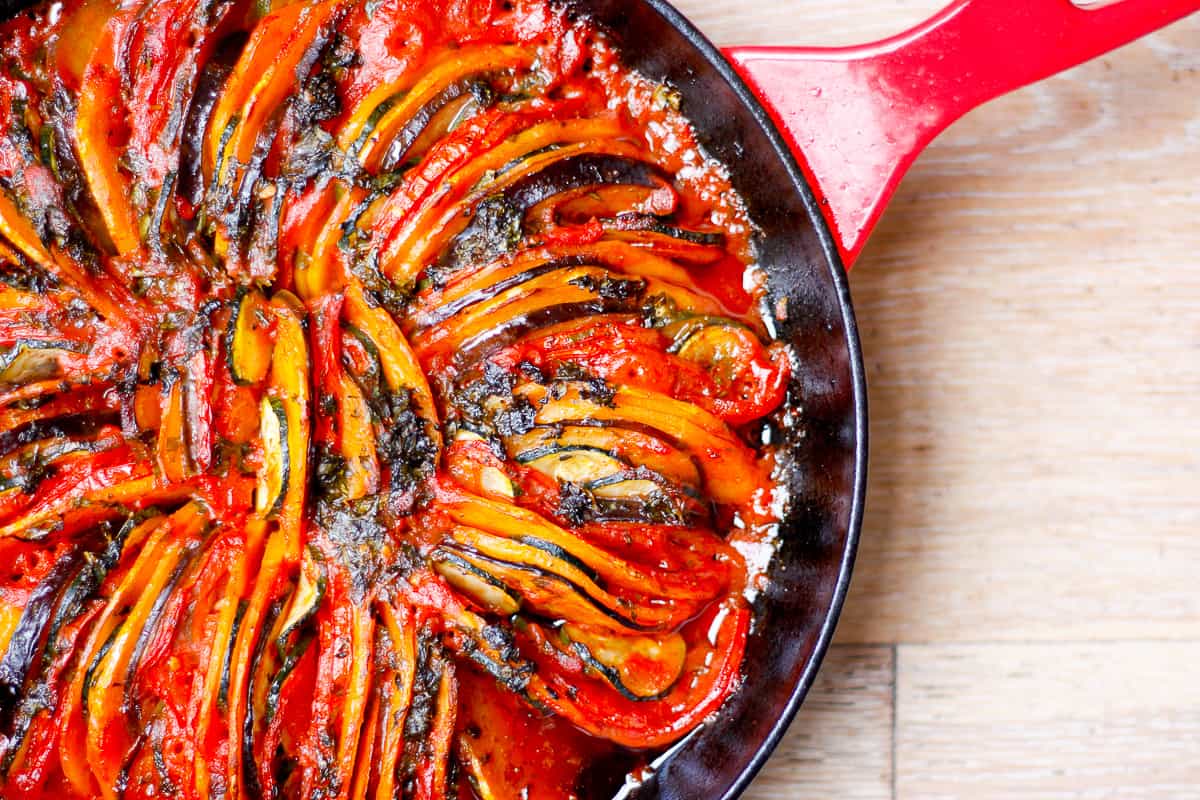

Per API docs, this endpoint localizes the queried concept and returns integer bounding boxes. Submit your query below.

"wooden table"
[668,2,1200,797]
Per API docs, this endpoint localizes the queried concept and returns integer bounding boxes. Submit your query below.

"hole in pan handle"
[723,0,1200,269]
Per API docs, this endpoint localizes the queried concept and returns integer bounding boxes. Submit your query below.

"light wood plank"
[744,645,894,800]
[838,15,1200,644]
[896,642,1200,799]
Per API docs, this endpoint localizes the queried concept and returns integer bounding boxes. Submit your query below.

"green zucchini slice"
[255,396,289,514]
[432,549,521,616]
[559,623,686,701]
[227,289,273,386]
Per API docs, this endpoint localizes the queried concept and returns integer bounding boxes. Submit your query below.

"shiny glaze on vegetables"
[0,0,792,797]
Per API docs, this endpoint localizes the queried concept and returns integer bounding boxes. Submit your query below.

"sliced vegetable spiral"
[0,0,790,797]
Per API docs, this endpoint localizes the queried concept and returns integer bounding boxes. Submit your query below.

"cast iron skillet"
[570,1,1198,798]
[0,0,1195,798]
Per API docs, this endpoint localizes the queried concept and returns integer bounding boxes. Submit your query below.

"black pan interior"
[574,1,867,798]
[0,0,868,796]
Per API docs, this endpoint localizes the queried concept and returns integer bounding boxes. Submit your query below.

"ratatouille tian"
[0,0,794,797]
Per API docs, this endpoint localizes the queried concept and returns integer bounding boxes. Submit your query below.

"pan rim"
[628,1,870,797]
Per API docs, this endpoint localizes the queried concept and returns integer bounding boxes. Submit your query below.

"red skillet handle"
[724,0,1200,268]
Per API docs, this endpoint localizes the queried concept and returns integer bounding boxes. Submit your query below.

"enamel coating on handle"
[724,0,1200,268]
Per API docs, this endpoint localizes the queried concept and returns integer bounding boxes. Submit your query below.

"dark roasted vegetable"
[441,155,671,272]
[0,552,80,728]
[179,34,247,209]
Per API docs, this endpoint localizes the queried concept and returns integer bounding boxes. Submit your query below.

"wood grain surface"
[665,1,1200,797]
